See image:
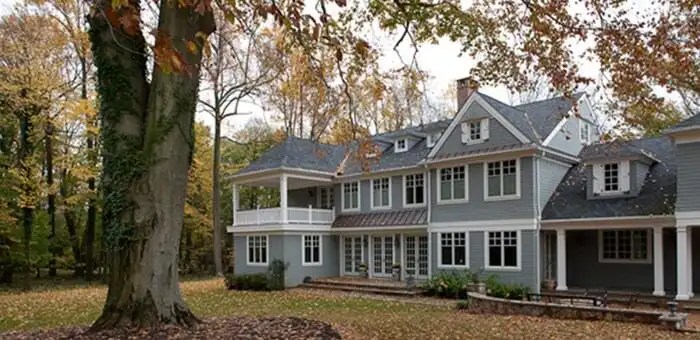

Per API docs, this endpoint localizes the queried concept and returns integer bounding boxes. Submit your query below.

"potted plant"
[392,264,401,281]
[542,278,556,290]
[405,272,415,289]
[358,263,368,278]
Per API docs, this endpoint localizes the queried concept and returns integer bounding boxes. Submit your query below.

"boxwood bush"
[485,276,530,300]
[224,273,269,291]
[421,270,472,298]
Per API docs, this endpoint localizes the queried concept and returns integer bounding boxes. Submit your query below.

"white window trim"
[317,187,334,209]
[483,158,521,201]
[598,229,652,264]
[246,234,269,267]
[437,165,469,204]
[395,138,408,152]
[370,177,392,210]
[484,230,522,271]
[427,131,442,148]
[580,121,591,145]
[341,181,361,212]
[461,119,488,145]
[437,232,470,269]
[301,234,323,266]
[594,161,630,196]
[402,173,427,208]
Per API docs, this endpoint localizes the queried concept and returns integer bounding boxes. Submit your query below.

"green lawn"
[0,278,693,339]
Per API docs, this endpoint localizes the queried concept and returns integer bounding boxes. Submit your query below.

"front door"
[372,236,394,277]
[405,235,429,279]
[343,236,363,275]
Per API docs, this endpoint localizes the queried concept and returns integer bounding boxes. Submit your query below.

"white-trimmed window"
[342,181,360,211]
[426,131,442,148]
[403,173,425,207]
[247,235,268,266]
[439,232,468,267]
[592,161,630,195]
[461,118,489,144]
[599,229,651,263]
[302,234,322,266]
[486,231,519,269]
[371,177,391,209]
[439,166,467,202]
[318,187,334,209]
[580,122,590,144]
[485,159,519,199]
[395,138,408,152]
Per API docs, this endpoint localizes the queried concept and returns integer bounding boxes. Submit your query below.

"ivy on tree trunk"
[88,0,215,329]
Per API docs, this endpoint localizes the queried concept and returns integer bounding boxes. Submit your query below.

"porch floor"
[542,287,700,311]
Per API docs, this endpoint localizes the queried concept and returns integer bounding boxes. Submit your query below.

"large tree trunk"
[89,0,214,329]
[212,120,223,276]
[46,122,57,277]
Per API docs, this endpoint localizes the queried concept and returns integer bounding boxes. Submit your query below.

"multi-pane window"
[487,231,518,268]
[395,138,408,152]
[247,235,268,265]
[318,187,334,209]
[440,232,467,267]
[469,122,481,140]
[303,235,321,265]
[439,166,466,201]
[603,163,620,192]
[487,159,518,198]
[372,177,391,208]
[601,229,649,262]
[342,182,359,210]
[580,122,590,144]
[404,173,425,206]
[427,131,442,147]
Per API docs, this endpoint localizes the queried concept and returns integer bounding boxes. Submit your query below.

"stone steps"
[298,278,422,297]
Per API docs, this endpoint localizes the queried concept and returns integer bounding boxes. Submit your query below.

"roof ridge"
[514,92,585,108]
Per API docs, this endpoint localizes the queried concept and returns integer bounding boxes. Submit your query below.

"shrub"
[485,276,530,300]
[456,300,470,310]
[267,259,288,291]
[421,270,472,298]
[224,273,269,291]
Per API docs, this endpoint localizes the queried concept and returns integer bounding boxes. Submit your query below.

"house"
[227,77,700,300]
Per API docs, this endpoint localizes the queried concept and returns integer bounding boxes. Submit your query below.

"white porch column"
[399,233,404,280]
[676,225,690,300]
[232,183,239,226]
[280,175,288,223]
[688,227,694,297]
[653,226,665,296]
[556,229,567,291]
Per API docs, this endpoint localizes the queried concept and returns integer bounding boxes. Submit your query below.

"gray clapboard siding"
[537,158,572,212]
[233,234,284,276]
[434,103,522,159]
[547,116,584,156]
[430,157,536,222]
[283,234,339,286]
[676,142,700,212]
[430,230,539,291]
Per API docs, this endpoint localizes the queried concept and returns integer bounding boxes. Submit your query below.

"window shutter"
[592,164,603,195]
[461,122,470,143]
[620,161,631,192]
[481,118,490,140]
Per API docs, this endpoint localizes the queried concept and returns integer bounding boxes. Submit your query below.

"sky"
[0,0,604,137]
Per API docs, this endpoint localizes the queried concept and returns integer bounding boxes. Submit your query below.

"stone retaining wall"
[467,292,664,325]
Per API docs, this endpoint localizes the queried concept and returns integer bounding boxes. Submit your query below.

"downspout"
[534,152,542,293]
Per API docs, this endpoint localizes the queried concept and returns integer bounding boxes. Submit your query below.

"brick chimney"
[456,77,479,110]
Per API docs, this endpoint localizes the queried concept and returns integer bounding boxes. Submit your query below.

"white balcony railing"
[234,206,334,227]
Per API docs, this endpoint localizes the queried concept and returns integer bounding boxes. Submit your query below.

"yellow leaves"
[111,0,129,9]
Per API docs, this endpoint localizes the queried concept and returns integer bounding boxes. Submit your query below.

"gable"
[432,100,526,159]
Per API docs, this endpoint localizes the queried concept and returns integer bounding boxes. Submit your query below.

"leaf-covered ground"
[0,278,697,339]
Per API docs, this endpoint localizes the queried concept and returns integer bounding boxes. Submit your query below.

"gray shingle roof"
[542,137,676,220]
[515,92,585,139]
[237,137,347,175]
[669,114,700,131]
[332,208,427,228]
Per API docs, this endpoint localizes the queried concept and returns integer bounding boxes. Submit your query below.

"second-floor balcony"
[234,206,335,226]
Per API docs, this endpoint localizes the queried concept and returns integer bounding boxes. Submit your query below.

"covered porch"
[230,170,336,229]
[542,215,700,300]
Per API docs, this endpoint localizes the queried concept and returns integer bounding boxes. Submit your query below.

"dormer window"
[461,118,489,144]
[426,131,442,148]
[593,161,630,195]
[580,122,591,144]
[395,138,408,152]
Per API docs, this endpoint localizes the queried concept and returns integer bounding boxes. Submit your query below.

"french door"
[343,236,363,275]
[405,235,429,279]
[372,236,394,277]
